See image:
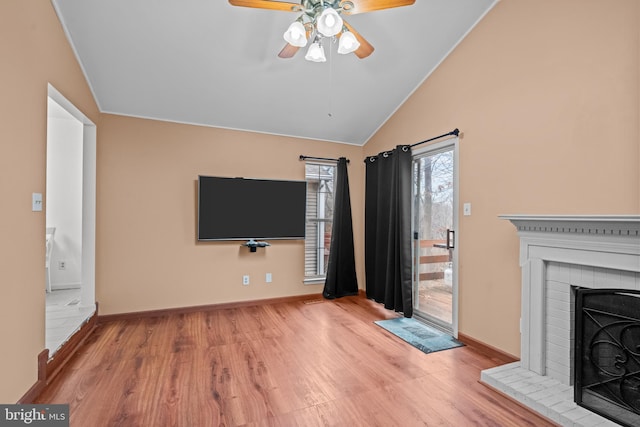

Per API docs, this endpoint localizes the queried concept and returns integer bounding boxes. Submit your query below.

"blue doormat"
[374,317,464,355]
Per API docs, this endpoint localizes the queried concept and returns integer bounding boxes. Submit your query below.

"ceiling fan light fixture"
[337,30,360,54]
[316,8,343,37]
[305,41,326,62]
[283,21,307,47]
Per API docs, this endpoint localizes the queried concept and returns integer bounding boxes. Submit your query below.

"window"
[304,162,336,281]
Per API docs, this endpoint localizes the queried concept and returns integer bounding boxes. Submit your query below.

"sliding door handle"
[446,229,455,249]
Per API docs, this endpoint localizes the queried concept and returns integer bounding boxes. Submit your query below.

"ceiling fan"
[228,0,416,62]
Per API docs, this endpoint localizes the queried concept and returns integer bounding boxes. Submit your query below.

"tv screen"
[197,176,307,241]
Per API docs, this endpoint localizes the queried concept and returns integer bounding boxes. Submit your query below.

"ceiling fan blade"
[278,43,300,58]
[342,20,374,59]
[228,0,302,12]
[340,0,415,15]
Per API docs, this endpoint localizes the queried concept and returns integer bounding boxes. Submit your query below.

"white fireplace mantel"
[481,215,640,425]
[499,214,640,375]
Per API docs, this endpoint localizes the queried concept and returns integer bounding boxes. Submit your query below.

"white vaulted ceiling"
[51,0,497,145]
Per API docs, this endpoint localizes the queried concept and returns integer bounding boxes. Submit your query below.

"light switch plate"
[32,193,43,212]
[463,202,471,216]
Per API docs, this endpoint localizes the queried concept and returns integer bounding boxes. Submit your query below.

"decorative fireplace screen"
[575,288,640,427]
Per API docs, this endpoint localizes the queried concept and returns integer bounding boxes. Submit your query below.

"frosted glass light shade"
[283,21,307,47]
[337,31,360,54]
[305,42,326,62]
[316,8,343,37]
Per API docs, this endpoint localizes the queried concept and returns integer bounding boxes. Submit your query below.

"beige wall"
[0,1,100,402]
[365,0,640,356]
[96,115,364,315]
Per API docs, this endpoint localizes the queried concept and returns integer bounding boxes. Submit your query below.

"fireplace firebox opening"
[574,288,640,427]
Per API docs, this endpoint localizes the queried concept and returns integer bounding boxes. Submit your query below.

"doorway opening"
[412,139,459,336]
[45,84,96,356]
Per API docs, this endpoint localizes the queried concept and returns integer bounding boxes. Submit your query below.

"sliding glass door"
[412,141,458,334]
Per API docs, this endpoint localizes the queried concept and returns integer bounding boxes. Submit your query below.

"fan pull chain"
[328,37,334,118]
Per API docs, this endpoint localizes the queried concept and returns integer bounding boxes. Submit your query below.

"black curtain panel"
[323,157,359,299]
[364,146,413,317]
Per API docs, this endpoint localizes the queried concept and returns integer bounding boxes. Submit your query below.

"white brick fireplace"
[481,215,640,426]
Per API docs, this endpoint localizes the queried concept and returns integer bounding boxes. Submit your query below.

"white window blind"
[304,162,336,279]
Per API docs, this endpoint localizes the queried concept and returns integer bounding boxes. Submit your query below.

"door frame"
[47,84,96,308]
[411,137,459,338]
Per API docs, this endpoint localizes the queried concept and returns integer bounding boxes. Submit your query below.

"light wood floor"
[36,295,554,426]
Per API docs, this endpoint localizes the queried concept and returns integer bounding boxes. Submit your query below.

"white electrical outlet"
[242,275,250,285]
[266,273,272,283]
[58,261,66,270]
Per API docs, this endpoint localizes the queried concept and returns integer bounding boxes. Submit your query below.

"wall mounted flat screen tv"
[198,176,307,241]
